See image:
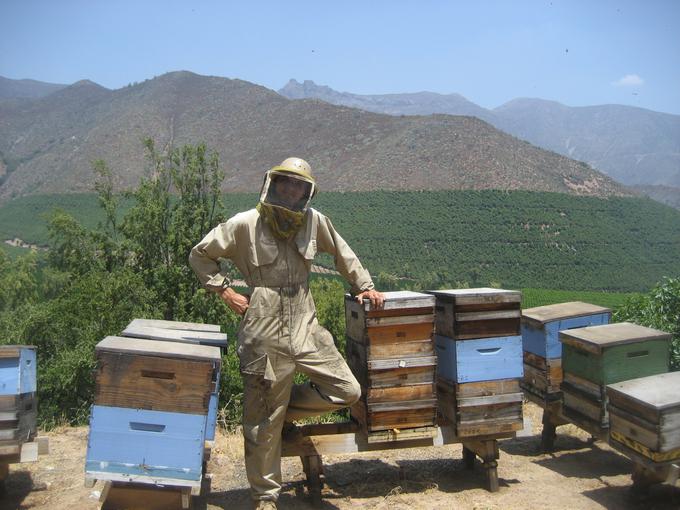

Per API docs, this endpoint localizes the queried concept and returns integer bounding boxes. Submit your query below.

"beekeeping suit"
[189,157,382,506]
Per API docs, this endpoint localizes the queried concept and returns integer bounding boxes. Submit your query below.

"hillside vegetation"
[2,190,678,292]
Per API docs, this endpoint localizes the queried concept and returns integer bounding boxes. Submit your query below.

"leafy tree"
[614,277,680,370]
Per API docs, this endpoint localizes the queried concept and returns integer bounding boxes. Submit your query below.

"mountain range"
[0,72,639,201]
[280,79,680,205]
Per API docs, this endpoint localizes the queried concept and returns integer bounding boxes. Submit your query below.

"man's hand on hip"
[219,287,250,315]
[355,289,385,309]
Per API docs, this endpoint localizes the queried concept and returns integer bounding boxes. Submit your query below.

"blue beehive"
[435,334,523,383]
[522,302,611,358]
[86,336,221,488]
[0,346,37,395]
[86,405,206,483]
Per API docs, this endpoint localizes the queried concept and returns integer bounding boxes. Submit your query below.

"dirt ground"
[2,402,679,510]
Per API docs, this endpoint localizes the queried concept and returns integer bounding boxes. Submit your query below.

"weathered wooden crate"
[521,351,563,398]
[427,288,521,340]
[85,405,205,488]
[522,301,611,358]
[560,322,672,429]
[122,319,225,441]
[437,378,523,437]
[345,291,437,438]
[607,372,680,462]
[94,336,221,416]
[0,392,37,443]
[0,346,37,396]
[435,334,523,383]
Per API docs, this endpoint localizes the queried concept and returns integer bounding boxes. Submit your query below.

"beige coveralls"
[189,207,373,501]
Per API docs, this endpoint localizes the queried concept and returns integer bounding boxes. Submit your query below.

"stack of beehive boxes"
[0,346,37,457]
[607,371,680,467]
[345,291,438,442]
[521,302,611,403]
[121,318,227,442]
[559,322,671,435]
[85,335,222,492]
[430,289,524,437]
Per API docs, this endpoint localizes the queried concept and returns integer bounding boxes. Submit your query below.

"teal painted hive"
[560,322,671,386]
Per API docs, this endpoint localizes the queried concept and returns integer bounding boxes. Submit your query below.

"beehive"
[0,346,38,453]
[345,291,437,440]
[430,288,524,437]
[86,336,221,486]
[607,371,680,463]
[521,302,611,401]
[560,322,671,429]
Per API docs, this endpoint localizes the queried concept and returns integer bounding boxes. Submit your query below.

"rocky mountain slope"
[0,72,627,200]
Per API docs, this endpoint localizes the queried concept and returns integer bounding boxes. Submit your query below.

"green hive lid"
[559,322,672,354]
[522,301,611,325]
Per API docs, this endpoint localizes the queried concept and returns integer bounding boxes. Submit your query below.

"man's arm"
[189,220,250,315]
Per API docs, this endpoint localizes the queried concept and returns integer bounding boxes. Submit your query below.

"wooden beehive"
[345,291,437,439]
[0,346,38,452]
[607,371,680,463]
[437,378,524,437]
[560,322,671,428]
[86,336,221,487]
[521,302,610,401]
[122,319,226,441]
[428,288,521,340]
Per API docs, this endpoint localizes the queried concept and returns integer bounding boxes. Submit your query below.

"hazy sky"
[2,0,679,114]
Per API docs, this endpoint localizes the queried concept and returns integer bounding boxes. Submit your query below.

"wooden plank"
[454,318,521,340]
[366,384,435,403]
[366,314,434,327]
[127,318,221,333]
[437,378,521,399]
[559,322,672,354]
[563,372,603,400]
[368,339,433,359]
[365,323,434,344]
[367,398,437,412]
[365,426,437,444]
[523,364,561,393]
[457,419,523,437]
[455,310,521,322]
[522,302,611,325]
[0,345,36,358]
[609,409,663,452]
[457,392,523,408]
[95,353,215,414]
[84,471,201,490]
[100,481,188,510]
[523,351,561,371]
[368,366,436,388]
[367,355,436,371]
[610,430,680,463]
[96,336,221,362]
[122,325,227,347]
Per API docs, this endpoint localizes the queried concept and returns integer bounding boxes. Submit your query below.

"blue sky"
[2,0,679,114]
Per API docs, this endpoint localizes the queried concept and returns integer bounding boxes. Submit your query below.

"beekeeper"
[189,157,384,509]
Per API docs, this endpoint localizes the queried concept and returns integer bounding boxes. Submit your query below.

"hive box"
[435,334,523,384]
[122,319,225,441]
[0,346,38,448]
[560,322,671,428]
[522,302,611,359]
[428,288,521,340]
[607,371,680,463]
[345,291,437,438]
[0,346,36,396]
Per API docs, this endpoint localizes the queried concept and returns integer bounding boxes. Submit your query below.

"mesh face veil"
[259,170,316,213]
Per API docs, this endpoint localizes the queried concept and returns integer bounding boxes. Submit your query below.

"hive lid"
[122,324,227,347]
[0,345,37,358]
[96,336,222,361]
[127,318,221,333]
[426,287,521,303]
[559,322,672,354]
[345,291,434,311]
[607,371,680,411]
[522,301,611,324]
